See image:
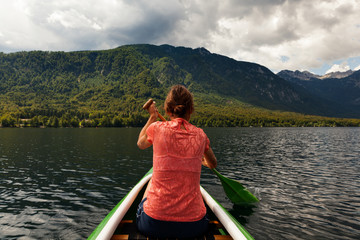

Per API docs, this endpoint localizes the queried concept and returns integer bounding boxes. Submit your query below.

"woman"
[136,85,217,238]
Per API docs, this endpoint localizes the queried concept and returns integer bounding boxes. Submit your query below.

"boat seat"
[111,220,233,240]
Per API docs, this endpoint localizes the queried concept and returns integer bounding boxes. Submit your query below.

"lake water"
[0,127,359,239]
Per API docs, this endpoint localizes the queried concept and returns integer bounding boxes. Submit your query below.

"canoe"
[88,168,254,240]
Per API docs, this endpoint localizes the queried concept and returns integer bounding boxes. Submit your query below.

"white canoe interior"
[93,173,248,240]
[94,174,152,240]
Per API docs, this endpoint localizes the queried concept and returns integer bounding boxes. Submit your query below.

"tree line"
[2,110,360,128]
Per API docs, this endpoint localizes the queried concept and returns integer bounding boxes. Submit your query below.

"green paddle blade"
[212,168,259,204]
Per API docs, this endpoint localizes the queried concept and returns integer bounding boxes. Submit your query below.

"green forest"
[1,45,360,128]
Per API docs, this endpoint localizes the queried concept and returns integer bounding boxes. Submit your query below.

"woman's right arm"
[137,102,158,150]
[202,147,217,169]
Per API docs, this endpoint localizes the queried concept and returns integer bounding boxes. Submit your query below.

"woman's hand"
[146,101,158,120]
[202,148,217,169]
[201,157,210,168]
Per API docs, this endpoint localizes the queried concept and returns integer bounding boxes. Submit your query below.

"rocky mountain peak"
[320,70,354,79]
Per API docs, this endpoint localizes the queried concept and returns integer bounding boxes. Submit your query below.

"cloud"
[206,0,360,73]
[355,65,360,71]
[47,9,102,30]
[0,0,187,51]
[0,0,360,75]
[325,62,351,74]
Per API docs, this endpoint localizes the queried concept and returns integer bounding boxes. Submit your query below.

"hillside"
[277,69,360,117]
[1,44,360,127]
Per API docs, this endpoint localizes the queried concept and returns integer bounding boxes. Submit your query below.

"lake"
[0,127,359,239]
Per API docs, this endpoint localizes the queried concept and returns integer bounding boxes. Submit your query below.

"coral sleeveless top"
[144,118,210,222]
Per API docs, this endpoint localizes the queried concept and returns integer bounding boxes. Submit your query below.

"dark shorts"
[136,198,209,239]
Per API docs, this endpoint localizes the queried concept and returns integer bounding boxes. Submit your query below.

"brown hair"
[164,85,194,119]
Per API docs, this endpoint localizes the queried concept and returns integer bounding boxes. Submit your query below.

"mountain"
[278,69,355,81]
[1,44,359,127]
[126,44,339,116]
[277,70,320,81]
[277,69,360,117]
[320,70,354,79]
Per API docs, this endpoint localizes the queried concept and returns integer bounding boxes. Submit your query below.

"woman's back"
[144,118,209,221]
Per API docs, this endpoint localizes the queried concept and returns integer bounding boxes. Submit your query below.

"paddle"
[212,168,259,204]
[142,99,259,204]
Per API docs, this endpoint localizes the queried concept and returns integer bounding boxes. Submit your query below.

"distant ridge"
[278,69,354,81]
[320,70,354,79]
[277,69,360,117]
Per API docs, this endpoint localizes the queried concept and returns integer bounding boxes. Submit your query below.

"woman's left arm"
[202,147,217,169]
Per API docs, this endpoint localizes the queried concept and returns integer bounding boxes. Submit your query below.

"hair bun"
[173,104,186,115]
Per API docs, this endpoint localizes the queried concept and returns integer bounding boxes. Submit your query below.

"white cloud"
[354,65,360,71]
[0,0,359,74]
[47,9,102,30]
[205,0,360,74]
[325,62,351,74]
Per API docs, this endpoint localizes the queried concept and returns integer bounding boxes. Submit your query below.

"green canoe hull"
[88,168,254,240]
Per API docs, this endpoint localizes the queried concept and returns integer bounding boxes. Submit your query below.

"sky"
[1,0,360,75]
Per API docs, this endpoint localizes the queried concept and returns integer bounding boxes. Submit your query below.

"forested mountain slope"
[0,44,359,127]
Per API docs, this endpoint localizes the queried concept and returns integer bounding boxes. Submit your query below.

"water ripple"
[204,127,360,239]
[1,128,359,239]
